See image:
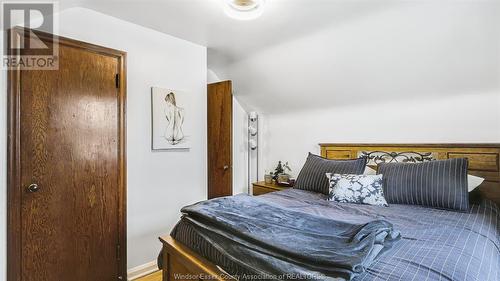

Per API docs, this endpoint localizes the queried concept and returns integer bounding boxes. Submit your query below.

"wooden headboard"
[320,143,500,206]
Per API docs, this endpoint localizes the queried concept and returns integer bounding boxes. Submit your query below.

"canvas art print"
[151,87,190,150]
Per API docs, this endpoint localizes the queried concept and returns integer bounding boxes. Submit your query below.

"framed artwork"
[151,87,190,150]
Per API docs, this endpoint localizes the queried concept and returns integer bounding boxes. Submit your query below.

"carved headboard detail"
[359,151,435,165]
[320,143,500,206]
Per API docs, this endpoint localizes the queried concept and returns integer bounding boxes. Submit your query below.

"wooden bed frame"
[159,143,500,281]
[159,235,235,281]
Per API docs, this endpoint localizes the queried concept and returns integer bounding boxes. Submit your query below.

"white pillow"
[468,175,484,192]
[364,166,377,175]
[364,166,484,192]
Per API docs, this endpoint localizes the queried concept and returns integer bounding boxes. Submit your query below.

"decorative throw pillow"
[294,153,367,195]
[378,158,469,212]
[326,174,388,206]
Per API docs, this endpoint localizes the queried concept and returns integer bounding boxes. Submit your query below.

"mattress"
[170,188,500,280]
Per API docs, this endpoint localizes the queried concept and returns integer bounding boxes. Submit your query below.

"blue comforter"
[179,194,401,280]
[167,189,500,281]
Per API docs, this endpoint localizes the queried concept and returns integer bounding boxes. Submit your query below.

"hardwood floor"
[136,271,162,281]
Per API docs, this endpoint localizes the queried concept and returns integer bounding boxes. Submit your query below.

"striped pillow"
[294,153,367,195]
[377,158,469,211]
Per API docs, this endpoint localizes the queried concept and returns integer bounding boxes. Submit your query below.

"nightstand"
[252,181,291,196]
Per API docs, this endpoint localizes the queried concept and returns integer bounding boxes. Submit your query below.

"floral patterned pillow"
[326,173,388,207]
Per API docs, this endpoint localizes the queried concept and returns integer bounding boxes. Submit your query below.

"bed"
[159,144,500,281]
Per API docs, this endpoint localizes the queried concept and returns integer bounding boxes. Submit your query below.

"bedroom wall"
[0,7,208,278]
[262,92,500,178]
[232,99,249,194]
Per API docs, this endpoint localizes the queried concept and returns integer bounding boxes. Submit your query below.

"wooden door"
[207,81,233,199]
[7,29,127,281]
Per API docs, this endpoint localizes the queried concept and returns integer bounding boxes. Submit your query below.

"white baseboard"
[127,260,158,280]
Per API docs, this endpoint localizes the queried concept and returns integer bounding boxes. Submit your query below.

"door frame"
[7,27,127,281]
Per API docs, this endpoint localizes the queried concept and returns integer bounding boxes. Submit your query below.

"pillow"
[377,158,469,211]
[326,173,388,206]
[368,166,483,192]
[294,153,367,195]
[364,166,377,175]
[468,175,484,192]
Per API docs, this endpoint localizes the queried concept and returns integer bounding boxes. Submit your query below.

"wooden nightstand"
[252,181,291,196]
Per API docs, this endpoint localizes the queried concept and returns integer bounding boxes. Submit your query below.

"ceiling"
[57,0,500,113]
[76,0,397,66]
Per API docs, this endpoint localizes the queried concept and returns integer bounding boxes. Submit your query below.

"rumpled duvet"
[178,194,400,280]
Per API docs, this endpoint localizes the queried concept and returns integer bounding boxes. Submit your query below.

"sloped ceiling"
[65,0,499,113]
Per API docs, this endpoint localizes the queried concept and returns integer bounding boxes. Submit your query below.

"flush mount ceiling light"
[223,0,266,21]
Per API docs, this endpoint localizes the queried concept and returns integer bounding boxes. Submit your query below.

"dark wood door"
[8,29,127,281]
[207,81,233,199]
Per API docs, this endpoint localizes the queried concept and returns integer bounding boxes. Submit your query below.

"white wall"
[232,99,249,194]
[262,92,500,178]
[207,69,221,84]
[0,7,208,277]
[207,69,248,195]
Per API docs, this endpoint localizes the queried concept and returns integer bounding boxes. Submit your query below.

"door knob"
[223,165,229,171]
[27,183,40,193]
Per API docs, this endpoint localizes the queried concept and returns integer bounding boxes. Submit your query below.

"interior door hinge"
[116,244,121,260]
[115,74,120,89]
